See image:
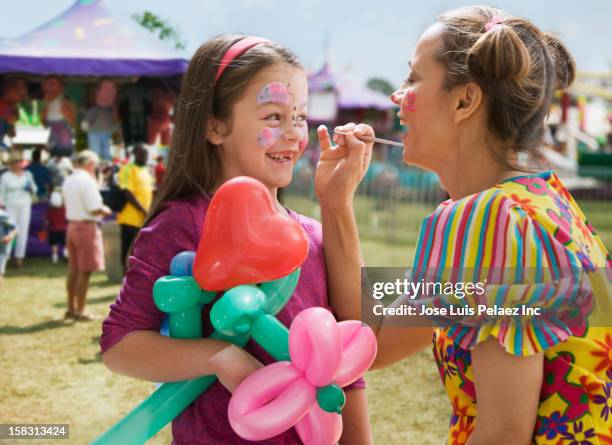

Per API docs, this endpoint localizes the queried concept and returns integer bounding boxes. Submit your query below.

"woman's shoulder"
[424,186,517,228]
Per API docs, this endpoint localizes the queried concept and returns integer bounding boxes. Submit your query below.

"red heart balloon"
[194,176,309,291]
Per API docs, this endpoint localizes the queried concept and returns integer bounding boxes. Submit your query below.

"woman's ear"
[206,118,226,146]
[452,82,483,123]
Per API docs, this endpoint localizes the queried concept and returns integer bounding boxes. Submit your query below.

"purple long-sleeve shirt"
[100,194,365,445]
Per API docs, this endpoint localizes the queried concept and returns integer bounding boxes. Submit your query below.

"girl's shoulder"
[152,194,211,226]
[288,209,322,243]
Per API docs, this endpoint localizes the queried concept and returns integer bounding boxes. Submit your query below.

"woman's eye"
[265,113,282,121]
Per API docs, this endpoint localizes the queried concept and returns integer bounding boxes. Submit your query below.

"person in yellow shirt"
[117,144,153,271]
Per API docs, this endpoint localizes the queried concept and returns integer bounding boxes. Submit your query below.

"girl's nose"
[284,121,302,141]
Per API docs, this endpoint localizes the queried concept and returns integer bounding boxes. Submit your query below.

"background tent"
[0,0,187,77]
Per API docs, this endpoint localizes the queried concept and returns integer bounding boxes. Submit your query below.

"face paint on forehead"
[401,90,417,113]
[257,82,291,105]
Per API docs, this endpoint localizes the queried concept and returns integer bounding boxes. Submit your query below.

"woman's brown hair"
[436,6,575,167]
[144,35,301,225]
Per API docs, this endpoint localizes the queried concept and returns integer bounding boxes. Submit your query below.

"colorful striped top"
[411,171,612,444]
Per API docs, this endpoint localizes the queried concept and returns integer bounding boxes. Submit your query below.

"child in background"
[0,206,17,286]
[100,35,373,444]
[153,155,166,191]
[46,188,67,263]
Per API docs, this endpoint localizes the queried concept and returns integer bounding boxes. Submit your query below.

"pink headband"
[214,36,269,84]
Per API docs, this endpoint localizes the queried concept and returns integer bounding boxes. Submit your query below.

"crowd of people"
[0,73,169,321]
[0,142,160,320]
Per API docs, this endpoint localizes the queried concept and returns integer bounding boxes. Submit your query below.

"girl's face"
[213,64,308,192]
[390,24,459,173]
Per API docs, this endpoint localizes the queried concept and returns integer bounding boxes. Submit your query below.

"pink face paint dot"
[401,90,417,113]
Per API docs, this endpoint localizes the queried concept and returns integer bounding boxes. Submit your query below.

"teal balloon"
[91,331,249,445]
[259,269,300,315]
[316,384,346,414]
[251,314,290,361]
[153,276,202,312]
[95,268,301,445]
[210,285,266,336]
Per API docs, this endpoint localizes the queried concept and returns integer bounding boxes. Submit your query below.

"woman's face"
[211,64,308,192]
[391,24,459,173]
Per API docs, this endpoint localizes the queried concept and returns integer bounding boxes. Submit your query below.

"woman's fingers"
[333,122,357,147]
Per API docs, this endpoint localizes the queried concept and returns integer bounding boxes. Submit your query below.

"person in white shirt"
[62,150,110,321]
[0,150,37,267]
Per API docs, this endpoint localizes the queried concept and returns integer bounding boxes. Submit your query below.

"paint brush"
[332,130,404,148]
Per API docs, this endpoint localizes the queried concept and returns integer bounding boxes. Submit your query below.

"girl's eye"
[265,113,282,121]
[297,114,307,122]
[404,76,415,86]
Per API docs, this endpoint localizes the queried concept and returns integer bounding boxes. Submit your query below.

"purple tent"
[308,62,395,111]
[0,0,187,77]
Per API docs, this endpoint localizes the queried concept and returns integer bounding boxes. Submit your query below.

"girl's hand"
[314,123,373,204]
[208,344,263,393]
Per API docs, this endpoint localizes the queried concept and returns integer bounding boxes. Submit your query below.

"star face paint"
[257,127,284,149]
[257,82,291,105]
[401,90,417,113]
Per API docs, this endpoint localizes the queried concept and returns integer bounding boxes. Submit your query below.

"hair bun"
[543,32,576,90]
[467,24,531,83]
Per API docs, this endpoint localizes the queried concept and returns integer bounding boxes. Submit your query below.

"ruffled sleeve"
[410,189,594,356]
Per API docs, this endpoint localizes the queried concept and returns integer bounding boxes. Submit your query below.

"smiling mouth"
[266,152,293,163]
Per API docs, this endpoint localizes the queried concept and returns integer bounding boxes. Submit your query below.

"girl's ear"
[452,81,483,123]
[206,118,226,146]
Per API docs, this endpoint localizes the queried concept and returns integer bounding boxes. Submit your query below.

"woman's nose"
[390,90,403,106]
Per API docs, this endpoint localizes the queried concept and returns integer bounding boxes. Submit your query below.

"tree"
[133,11,186,50]
[367,77,395,96]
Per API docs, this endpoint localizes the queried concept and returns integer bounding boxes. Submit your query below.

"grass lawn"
[3,197,608,444]
[0,241,449,445]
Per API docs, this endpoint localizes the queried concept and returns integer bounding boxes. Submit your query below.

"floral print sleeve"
[412,171,612,445]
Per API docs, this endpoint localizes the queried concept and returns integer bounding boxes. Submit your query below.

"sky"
[1,0,610,86]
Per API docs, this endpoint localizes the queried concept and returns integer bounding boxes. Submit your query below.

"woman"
[0,151,36,267]
[333,6,611,444]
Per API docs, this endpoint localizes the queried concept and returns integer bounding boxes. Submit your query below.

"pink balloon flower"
[228,307,377,445]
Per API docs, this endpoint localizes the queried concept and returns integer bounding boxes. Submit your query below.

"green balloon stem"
[91,331,248,445]
[250,314,290,362]
[316,384,346,414]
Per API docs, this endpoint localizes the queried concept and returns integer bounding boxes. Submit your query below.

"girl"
[101,35,373,444]
[336,6,611,444]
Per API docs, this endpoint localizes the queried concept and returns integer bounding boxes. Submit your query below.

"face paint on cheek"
[257,127,284,149]
[401,90,417,113]
[257,82,290,105]
[298,123,309,151]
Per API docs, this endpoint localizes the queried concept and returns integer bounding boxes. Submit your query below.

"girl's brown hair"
[145,35,301,225]
[436,6,575,166]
